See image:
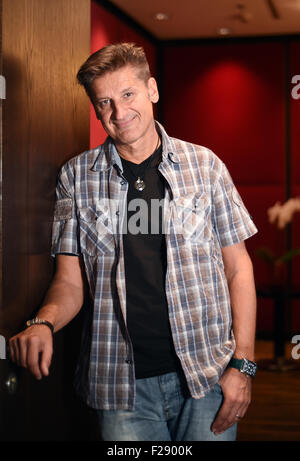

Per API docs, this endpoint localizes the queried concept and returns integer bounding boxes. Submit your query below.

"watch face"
[241,359,257,377]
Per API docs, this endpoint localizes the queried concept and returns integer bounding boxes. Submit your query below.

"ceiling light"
[154,12,169,21]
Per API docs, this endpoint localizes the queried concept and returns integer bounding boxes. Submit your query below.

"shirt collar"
[90,137,122,172]
[156,121,180,164]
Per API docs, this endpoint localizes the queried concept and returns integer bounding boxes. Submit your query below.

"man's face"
[89,65,159,147]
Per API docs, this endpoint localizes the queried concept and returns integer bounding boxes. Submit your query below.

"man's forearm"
[9,255,85,379]
[213,245,256,434]
[37,278,84,333]
[227,257,257,361]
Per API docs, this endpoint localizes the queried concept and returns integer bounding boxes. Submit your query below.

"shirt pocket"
[172,191,211,243]
[78,205,115,256]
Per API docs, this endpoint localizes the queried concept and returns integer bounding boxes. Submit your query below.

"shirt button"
[116,211,120,216]
[120,180,126,185]
[125,359,133,364]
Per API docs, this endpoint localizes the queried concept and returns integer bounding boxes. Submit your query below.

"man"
[9,43,258,441]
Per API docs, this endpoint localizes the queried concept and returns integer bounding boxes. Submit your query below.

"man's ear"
[147,77,159,103]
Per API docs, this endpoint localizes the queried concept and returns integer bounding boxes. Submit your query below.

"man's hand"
[211,367,252,435]
[8,255,85,381]
[9,325,53,380]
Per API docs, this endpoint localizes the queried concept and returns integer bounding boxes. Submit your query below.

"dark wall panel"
[290,40,300,331]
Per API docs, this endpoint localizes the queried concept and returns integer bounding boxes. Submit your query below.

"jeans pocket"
[212,382,224,397]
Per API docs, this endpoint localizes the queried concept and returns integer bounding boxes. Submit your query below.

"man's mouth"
[114,116,136,130]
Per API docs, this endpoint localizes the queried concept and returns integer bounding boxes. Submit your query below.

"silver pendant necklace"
[127,136,161,191]
[134,176,146,191]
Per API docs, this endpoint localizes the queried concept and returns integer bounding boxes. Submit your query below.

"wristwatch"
[227,357,257,378]
[25,317,54,335]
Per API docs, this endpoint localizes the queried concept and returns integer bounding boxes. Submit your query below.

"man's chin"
[114,132,140,147]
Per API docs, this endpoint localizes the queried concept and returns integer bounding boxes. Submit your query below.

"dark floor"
[237,340,300,441]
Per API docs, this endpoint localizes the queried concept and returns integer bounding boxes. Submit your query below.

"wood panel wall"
[1,0,90,335]
[0,0,91,440]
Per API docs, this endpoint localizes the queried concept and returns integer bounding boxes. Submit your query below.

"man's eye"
[99,100,110,108]
[124,92,133,98]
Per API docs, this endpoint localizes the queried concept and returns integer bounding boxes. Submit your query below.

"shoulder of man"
[167,135,224,178]
[53,143,107,220]
[59,143,105,175]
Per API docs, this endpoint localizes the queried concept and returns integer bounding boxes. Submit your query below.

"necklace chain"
[124,136,161,191]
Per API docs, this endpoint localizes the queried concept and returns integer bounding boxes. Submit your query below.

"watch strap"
[26,317,54,334]
[228,357,257,377]
[229,358,244,370]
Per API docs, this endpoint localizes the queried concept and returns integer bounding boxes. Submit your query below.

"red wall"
[90,1,157,148]
[90,1,300,334]
[162,41,300,333]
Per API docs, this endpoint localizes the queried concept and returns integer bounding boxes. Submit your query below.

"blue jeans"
[97,371,237,441]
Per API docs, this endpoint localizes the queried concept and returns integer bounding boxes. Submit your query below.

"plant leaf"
[277,248,300,263]
[255,247,276,264]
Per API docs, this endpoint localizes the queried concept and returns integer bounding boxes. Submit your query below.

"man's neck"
[116,128,161,165]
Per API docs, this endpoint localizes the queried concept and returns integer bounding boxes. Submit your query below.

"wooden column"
[0,0,91,440]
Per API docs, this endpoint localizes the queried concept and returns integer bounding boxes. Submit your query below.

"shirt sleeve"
[212,161,258,248]
[51,161,80,257]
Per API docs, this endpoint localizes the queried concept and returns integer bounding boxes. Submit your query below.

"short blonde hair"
[77,42,151,93]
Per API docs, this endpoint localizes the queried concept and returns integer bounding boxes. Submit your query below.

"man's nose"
[112,101,126,120]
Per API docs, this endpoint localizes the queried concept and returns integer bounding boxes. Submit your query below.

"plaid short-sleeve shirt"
[51,122,258,410]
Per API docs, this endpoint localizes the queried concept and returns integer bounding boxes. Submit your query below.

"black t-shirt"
[121,145,181,379]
